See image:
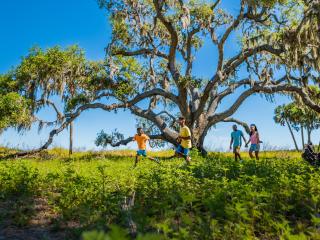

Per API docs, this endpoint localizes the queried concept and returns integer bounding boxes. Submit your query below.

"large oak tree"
[93,0,320,151]
[3,0,320,156]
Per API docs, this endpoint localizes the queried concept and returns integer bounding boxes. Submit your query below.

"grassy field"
[0,148,320,240]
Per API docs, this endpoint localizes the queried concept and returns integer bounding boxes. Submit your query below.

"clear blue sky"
[1,0,317,151]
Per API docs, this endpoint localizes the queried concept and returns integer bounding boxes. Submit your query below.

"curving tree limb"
[223,118,250,134]
[3,88,179,159]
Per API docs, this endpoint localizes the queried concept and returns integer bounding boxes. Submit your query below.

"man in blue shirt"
[230,125,247,161]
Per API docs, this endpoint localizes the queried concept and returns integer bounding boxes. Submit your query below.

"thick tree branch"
[222,118,250,134]
[186,27,201,76]
[195,43,284,122]
[130,105,178,145]
[36,99,64,120]
[153,0,178,79]
[217,0,245,71]
[3,88,180,158]
[102,134,164,148]
[152,0,188,115]
[224,44,284,75]
[211,0,221,10]
[207,83,320,129]
[113,48,168,60]
[206,78,251,116]
[156,110,176,123]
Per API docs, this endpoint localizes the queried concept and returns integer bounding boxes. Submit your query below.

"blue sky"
[0,0,317,151]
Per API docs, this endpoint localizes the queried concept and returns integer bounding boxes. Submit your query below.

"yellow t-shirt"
[134,134,149,150]
[179,126,192,149]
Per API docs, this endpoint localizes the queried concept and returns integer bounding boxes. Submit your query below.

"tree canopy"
[0,74,31,133]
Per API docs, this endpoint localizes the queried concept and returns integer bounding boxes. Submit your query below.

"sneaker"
[155,158,160,164]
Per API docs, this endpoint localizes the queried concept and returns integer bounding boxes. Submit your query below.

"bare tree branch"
[207,83,320,129]
[222,117,250,134]
[224,44,284,75]
[153,0,179,79]
[156,110,176,123]
[186,27,201,76]
[195,43,284,121]
[211,0,221,10]
[36,99,64,120]
[130,105,178,145]
[152,0,188,114]
[207,78,252,116]
[217,0,245,71]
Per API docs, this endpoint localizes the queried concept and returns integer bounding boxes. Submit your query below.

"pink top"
[250,132,259,144]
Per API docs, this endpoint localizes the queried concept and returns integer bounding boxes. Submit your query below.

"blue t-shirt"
[231,130,243,147]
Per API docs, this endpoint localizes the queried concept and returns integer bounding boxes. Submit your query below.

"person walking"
[245,124,261,160]
[230,124,247,161]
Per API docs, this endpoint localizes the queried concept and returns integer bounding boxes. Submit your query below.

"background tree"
[274,101,320,150]
[274,105,300,151]
[267,0,320,114]
[0,74,32,134]
[2,46,107,157]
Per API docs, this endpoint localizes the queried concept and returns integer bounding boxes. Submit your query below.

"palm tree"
[69,122,73,156]
[274,105,299,151]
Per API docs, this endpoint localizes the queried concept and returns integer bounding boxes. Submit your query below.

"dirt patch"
[0,197,68,240]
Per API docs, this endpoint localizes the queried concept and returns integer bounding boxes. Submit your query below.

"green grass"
[1,149,320,239]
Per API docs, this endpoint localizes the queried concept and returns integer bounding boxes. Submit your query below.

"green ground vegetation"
[0,148,319,239]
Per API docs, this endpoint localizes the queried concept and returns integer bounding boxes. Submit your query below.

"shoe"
[155,158,160,164]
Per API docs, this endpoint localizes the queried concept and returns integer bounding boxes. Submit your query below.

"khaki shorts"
[233,146,241,153]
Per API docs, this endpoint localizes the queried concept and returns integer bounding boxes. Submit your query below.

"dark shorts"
[137,150,147,157]
[176,145,190,156]
[250,144,260,152]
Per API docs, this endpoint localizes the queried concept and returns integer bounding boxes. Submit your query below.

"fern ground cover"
[0,149,320,239]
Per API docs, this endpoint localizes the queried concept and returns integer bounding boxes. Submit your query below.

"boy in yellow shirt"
[133,127,159,167]
[174,116,192,164]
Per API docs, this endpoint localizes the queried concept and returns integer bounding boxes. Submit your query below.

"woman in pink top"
[245,124,260,160]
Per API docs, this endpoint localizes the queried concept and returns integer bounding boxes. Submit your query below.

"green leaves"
[245,0,289,8]
[0,92,32,131]
[83,226,128,240]
[0,74,32,131]
[274,99,320,132]
[2,152,320,238]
